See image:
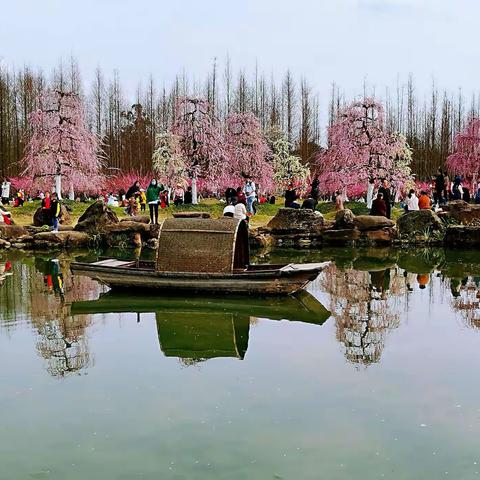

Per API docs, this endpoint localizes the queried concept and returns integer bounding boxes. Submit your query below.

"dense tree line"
[1,58,478,181]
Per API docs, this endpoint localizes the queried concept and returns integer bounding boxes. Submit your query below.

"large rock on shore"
[323,228,361,244]
[445,225,480,247]
[440,200,480,225]
[33,231,92,249]
[120,215,150,224]
[354,215,395,231]
[267,208,324,233]
[0,225,33,243]
[74,201,119,233]
[334,209,355,229]
[362,228,396,243]
[103,221,151,248]
[33,205,71,227]
[172,212,211,219]
[397,210,445,242]
[256,208,325,248]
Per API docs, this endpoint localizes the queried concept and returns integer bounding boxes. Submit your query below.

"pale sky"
[1,0,478,101]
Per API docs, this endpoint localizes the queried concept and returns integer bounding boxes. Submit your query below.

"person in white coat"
[366,178,375,209]
[1,179,11,205]
[405,189,419,212]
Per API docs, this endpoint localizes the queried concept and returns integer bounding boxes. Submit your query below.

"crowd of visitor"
[2,168,480,230]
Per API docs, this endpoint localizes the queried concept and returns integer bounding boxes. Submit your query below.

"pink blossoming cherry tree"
[316,98,412,196]
[23,89,103,199]
[447,118,480,185]
[171,97,225,204]
[223,112,273,192]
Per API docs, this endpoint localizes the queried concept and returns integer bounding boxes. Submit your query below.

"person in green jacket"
[146,179,162,224]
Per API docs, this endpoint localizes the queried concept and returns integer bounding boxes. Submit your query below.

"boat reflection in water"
[71,291,331,363]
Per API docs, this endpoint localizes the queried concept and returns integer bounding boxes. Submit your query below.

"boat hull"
[70,261,328,295]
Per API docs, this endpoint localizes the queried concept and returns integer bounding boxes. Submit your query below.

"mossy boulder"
[267,208,324,234]
[396,210,445,241]
[33,205,71,227]
[74,201,119,233]
[354,215,395,231]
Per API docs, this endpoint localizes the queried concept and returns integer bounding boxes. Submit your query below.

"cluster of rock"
[251,207,397,248]
[324,210,396,245]
[2,201,480,252]
[0,201,159,251]
[439,200,480,225]
[251,203,480,249]
[253,208,325,248]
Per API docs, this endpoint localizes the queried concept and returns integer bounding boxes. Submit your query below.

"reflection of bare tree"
[29,258,101,378]
[450,277,480,329]
[35,316,91,377]
[320,264,404,365]
[0,254,103,378]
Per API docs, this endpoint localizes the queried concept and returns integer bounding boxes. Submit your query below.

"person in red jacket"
[370,193,387,217]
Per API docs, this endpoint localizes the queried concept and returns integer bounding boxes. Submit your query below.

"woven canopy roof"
[156,217,249,274]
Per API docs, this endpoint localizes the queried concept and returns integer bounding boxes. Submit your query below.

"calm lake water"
[1,247,479,480]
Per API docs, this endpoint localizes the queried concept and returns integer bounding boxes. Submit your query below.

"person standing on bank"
[243,179,256,215]
[434,168,445,205]
[1,179,11,205]
[146,179,161,225]
[378,179,392,219]
[310,175,320,201]
[50,192,61,233]
[366,178,375,209]
[126,181,141,200]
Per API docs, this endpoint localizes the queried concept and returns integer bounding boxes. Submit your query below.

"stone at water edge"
[0,225,34,243]
[440,200,480,225]
[333,209,355,230]
[74,201,119,233]
[172,212,211,219]
[445,225,480,247]
[102,221,152,248]
[396,210,445,238]
[105,221,150,234]
[32,231,92,249]
[266,208,324,234]
[120,215,150,224]
[354,215,395,231]
[33,205,71,227]
[362,228,395,244]
[323,228,361,244]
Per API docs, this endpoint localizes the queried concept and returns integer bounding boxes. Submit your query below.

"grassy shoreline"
[7,198,404,228]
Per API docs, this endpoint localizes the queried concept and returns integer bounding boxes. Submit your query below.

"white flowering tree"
[268,128,310,190]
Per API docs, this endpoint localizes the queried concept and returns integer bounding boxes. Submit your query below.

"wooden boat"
[70,217,328,294]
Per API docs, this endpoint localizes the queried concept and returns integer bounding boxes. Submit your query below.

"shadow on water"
[71,290,331,364]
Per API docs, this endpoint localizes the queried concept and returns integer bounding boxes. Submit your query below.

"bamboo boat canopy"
[156,218,250,274]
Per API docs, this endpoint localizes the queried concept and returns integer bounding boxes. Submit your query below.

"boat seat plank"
[93,259,135,268]
[280,262,329,273]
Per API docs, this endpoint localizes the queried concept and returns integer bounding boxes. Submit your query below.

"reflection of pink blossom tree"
[23,90,103,198]
[320,264,403,365]
[447,118,480,184]
[171,98,225,203]
[223,112,273,191]
[316,99,412,195]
